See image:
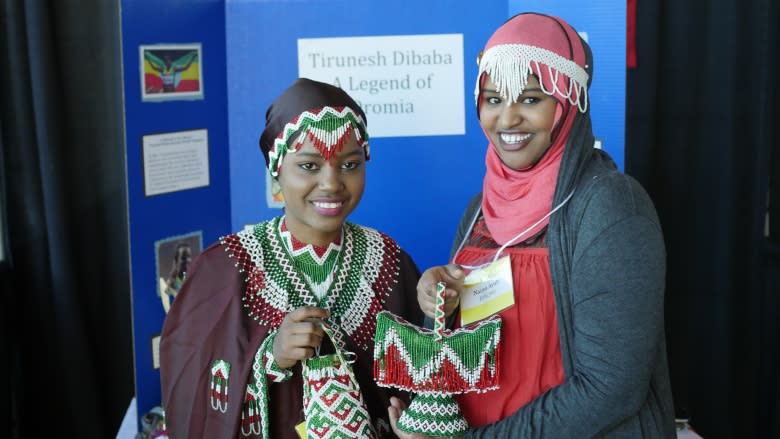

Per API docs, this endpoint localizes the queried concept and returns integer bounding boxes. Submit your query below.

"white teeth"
[500,133,531,144]
[313,201,342,209]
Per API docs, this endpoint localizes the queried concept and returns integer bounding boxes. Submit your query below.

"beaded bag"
[373,283,502,437]
[302,323,377,439]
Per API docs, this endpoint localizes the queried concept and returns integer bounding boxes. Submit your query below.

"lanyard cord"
[492,189,575,263]
[453,189,575,269]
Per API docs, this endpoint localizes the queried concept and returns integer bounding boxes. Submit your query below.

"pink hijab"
[477,13,589,245]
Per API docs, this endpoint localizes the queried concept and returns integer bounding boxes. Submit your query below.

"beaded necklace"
[222,216,400,351]
[277,218,343,301]
[253,217,357,316]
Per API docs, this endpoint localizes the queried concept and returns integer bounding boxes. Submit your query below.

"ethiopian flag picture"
[140,43,204,101]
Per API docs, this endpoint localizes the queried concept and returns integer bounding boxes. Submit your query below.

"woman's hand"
[388,397,462,439]
[272,306,330,369]
[417,264,464,318]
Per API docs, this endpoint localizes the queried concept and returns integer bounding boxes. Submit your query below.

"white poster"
[142,129,210,196]
[298,34,464,137]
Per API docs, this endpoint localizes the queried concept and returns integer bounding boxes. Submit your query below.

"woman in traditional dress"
[392,13,676,438]
[160,77,424,438]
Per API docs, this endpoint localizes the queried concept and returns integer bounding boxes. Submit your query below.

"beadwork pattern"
[219,217,402,438]
[220,217,400,351]
[240,332,286,438]
[475,43,589,113]
[267,106,369,177]
[209,359,231,413]
[373,311,502,394]
[395,394,468,436]
[302,324,377,439]
[278,223,342,289]
[373,310,502,437]
[240,383,262,437]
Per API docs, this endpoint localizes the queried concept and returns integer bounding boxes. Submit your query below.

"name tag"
[460,256,515,326]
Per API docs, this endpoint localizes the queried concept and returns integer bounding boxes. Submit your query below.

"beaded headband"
[267,106,369,177]
[475,43,589,113]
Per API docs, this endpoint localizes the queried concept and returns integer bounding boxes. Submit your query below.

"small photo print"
[155,231,202,314]
[140,43,203,101]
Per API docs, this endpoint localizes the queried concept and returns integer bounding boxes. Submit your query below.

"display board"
[120,0,231,432]
[225,0,506,272]
[121,0,624,434]
[226,0,626,273]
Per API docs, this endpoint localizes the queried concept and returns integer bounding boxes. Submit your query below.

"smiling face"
[478,74,559,171]
[276,132,366,246]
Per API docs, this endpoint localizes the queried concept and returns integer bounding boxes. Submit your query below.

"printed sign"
[142,129,210,196]
[298,34,464,137]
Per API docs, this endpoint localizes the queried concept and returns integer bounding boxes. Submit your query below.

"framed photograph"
[154,231,202,314]
[140,43,204,101]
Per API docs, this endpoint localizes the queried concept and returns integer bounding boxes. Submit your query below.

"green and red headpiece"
[259,78,369,177]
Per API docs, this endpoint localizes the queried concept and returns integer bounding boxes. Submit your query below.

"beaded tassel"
[294,119,354,163]
[475,43,589,113]
[241,384,262,437]
[209,359,231,413]
[373,311,501,393]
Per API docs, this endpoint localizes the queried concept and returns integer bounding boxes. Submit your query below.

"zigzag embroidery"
[277,225,342,264]
[301,123,355,151]
[377,327,499,389]
[268,107,366,173]
[223,219,399,351]
[305,378,375,438]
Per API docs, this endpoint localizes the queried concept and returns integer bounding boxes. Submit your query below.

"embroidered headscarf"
[259,77,369,177]
[476,13,590,245]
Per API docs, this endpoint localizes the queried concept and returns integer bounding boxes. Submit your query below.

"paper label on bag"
[460,256,515,325]
[295,421,307,438]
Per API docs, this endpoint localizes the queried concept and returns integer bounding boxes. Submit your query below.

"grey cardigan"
[454,114,676,438]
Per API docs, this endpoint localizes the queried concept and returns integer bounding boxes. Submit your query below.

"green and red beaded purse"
[373,283,502,437]
[303,323,377,439]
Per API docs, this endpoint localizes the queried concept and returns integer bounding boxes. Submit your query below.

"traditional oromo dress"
[160,217,423,438]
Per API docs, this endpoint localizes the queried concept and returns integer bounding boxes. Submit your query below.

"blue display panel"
[226,0,624,272]
[120,0,231,429]
[226,0,508,272]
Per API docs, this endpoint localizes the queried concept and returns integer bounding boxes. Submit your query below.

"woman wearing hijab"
[393,13,676,438]
[160,78,423,438]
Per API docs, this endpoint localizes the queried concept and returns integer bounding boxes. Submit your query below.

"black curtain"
[0,1,133,438]
[626,0,780,438]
